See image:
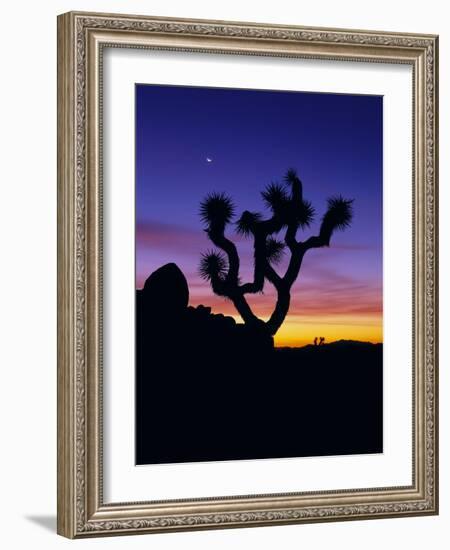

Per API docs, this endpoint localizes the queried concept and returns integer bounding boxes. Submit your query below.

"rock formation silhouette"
[141,262,189,316]
[137,262,274,354]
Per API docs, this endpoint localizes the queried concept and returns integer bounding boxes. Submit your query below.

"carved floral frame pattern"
[57,11,438,538]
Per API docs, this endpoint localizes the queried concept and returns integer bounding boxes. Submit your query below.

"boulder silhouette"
[138,263,273,351]
[141,262,189,317]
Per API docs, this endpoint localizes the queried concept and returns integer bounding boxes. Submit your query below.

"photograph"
[135,84,383,465]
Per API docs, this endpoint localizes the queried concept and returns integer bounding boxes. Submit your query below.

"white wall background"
[0,1,446,548]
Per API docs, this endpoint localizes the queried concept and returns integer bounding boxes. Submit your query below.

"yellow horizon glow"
[228,313,382,348]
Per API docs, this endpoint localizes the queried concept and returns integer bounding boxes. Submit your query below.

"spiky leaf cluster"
[284,168,301,187]
[260,175,314,229]
[261,183,289,214]
[199,192,235,229]
[291,199,315,228]
[236,210,262,236]
[264,237,285,264]
[199,250,228,281]
[320,195,354,245]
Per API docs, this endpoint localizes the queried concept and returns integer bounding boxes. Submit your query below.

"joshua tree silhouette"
[199,169,353,337]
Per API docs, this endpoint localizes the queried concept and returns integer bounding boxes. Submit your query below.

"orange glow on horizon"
[273,315,382,347]
[224,313,382,348]
[188,287,382,348]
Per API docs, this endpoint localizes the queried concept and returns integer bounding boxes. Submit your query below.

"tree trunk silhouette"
[267,286,291,335]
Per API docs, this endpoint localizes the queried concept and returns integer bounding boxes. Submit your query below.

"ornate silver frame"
[57,11,439,538]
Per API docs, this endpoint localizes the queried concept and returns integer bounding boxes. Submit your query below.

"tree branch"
[264,262,283,290]
[284,221,299,252]
[207,228,240,285]
[283,247,304,288]
[207,271,227,297]
[239,228,267,294]
[230,292,261,326]
[299,235,327,251]
[266,287,290,335]
[238,213,282,295]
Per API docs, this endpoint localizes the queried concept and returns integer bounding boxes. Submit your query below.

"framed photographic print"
[57,11,439,538]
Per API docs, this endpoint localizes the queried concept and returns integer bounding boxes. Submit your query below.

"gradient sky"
[136,84,383,347]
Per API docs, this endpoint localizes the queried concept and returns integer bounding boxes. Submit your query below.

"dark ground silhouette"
[136,263,382,465]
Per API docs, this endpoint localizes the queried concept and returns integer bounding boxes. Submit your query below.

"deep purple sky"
[135,84,383,345]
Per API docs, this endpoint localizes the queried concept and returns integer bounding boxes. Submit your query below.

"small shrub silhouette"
[199,169,353,337]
